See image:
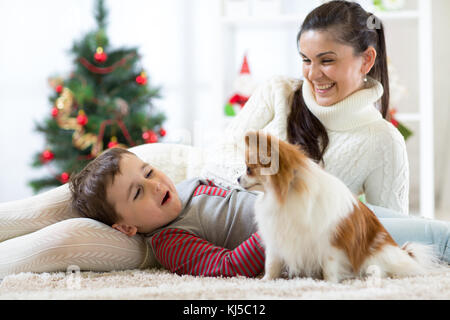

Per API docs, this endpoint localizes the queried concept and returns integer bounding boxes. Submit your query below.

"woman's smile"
[314,82,336,95]
[299,30,373,106]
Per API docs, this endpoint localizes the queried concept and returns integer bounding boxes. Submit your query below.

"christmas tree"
[29,0,166,193]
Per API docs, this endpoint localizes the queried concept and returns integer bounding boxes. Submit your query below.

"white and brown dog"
[238,131,440,282]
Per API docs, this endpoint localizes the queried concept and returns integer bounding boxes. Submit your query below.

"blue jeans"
[366,204,450,264]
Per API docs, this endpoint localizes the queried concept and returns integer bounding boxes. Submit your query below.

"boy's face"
[107,153,182,236]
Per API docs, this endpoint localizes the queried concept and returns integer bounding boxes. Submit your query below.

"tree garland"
[78,52,136,74]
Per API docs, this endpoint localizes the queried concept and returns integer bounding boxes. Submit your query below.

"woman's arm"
[150,228,265,277]
[201,76,298,188]
[363,124,409,215]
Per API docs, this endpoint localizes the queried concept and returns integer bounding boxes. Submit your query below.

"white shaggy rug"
[1,267,450,300]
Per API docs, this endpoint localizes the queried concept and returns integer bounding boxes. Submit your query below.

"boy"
[70,147,265,277]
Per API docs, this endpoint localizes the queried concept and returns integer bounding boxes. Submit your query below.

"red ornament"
[60,172,70,184]
[136,72,147,85]
[94,47,108,63]
[51,107,59,118]
[389,108,399,128]
[142,130,158,143]
[108,136,119,149]
[229,93,249,108]
[41,149,55,163]
[55,85,63,94]
[391,118,399,128]
[76,110,88,126]
[159,128,166,137]
[240,54,250,74]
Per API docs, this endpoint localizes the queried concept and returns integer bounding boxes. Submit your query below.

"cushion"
[0,143,206,242]
[128,142,206,184]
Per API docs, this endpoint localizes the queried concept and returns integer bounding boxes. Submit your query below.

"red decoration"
[79,52,136,74]
[391,118,399,127]
[41,150,55,163]
[55,85,63,94]
[96,119,136,149]
[240,54,250,74]
[94,47,108,63]
[136,72,147,85]
[224,54,256,116]
[108,136,119,149]
[142,130,158,143]
[159,128,166,137]
[228,93,249,108]
[389,109,399,127]
[76,110,88,126]
[60,172,70,184]
[51,107,59,118]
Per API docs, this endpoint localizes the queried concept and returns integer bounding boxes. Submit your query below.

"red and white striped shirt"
[147,178,265,277]
[151,228,264,277]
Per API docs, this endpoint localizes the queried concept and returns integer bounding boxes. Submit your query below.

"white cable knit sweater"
[201,76,409,215]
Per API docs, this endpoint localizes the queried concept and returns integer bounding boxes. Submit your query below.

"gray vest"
[147,178,258,250]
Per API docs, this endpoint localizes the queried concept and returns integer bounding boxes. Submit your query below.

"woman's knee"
[380,217,450,263]
[424,220,450,262]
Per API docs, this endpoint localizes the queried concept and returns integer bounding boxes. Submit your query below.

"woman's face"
[299,30,375,106]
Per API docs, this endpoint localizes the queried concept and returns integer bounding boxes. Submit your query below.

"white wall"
[0,0,221,201]
[433,0,450,212]
[0,0,95,201]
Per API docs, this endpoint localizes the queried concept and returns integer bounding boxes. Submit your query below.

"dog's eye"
[246,167,251,175]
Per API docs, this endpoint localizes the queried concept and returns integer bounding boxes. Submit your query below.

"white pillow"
[0,143,207,276]
[0,143,205,242]
[128,142,205,184]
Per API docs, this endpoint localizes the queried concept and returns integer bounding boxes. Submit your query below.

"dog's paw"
[323,274,340,284]
[261,274,277,281]
[366,264,382,278]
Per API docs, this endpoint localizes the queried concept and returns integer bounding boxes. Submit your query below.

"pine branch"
[30,0,166,193]
[95,0,108,30]
[29,178,62,194]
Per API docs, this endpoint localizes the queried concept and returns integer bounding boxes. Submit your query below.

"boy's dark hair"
[69,147,134,226]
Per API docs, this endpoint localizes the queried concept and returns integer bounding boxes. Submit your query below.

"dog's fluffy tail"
[400,242,444,273]
[391,242,444,277]
[365,242,445,279]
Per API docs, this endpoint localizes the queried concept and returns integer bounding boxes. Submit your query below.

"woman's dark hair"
[287,0,389,163]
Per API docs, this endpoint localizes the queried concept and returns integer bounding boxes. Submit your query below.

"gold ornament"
[114,97,129,118]
[48,77,64,90]
[54,87,103,156]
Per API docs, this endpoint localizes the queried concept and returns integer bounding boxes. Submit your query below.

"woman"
[0,1,448,278]
[202,0,407,215]
[200,0,448,262]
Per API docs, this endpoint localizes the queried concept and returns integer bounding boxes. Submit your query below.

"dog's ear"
[279,139,306,172]
[270,137,307,203]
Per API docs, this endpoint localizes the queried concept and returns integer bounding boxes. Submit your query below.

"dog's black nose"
[237,177,241,183]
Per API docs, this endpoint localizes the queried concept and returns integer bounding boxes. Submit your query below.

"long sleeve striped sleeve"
[150,228,265,277]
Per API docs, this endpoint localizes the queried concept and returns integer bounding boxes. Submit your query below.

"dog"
[238,131,440,282]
